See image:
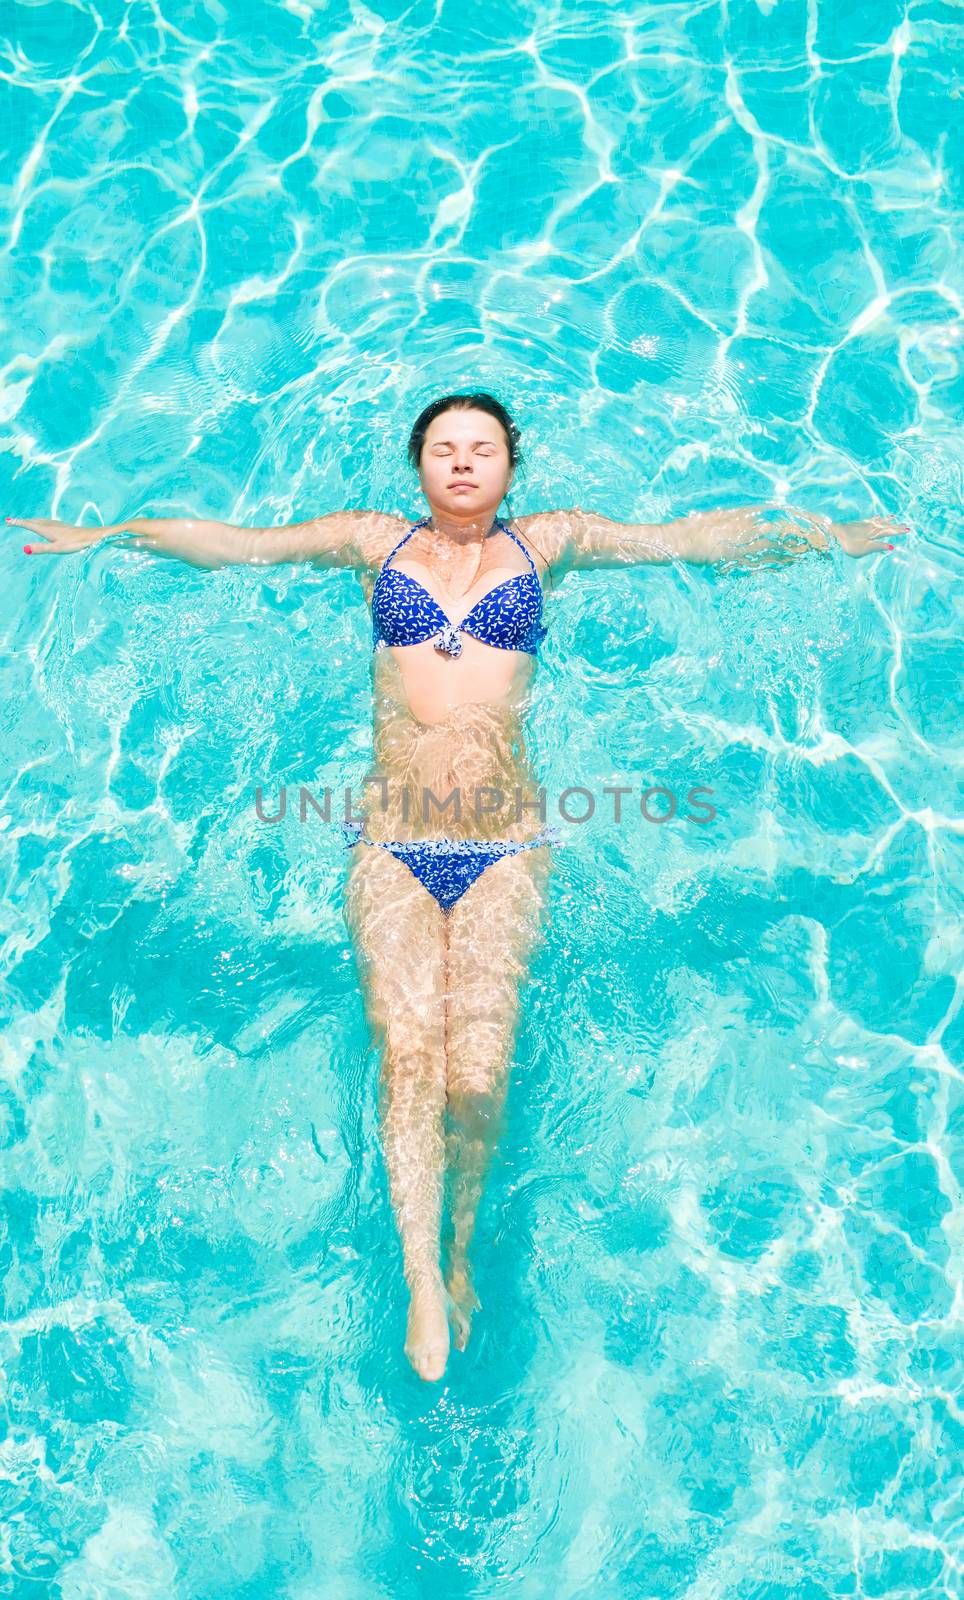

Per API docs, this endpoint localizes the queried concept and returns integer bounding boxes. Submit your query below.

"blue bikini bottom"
[341,820,561,914]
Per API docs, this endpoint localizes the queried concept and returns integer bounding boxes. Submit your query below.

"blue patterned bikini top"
[371,518,547,659]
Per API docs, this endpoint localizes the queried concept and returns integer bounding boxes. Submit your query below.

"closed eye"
[430,442,499,453]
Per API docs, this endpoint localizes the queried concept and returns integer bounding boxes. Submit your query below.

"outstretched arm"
[515,505,908,573]
[8,509,404,571]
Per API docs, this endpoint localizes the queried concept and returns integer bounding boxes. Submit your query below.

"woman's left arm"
[516,506,908,572]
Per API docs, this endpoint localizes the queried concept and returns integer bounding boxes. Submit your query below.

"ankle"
[406,1264,444,1298]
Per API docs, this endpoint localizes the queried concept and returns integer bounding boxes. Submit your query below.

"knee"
[445,1012,516,1098]
[379,1021,446,1107]
[382,1005,444,1064]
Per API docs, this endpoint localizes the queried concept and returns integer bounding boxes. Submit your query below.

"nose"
[452,451,473,474]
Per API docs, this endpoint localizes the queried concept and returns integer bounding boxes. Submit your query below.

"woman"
[9,392,906,1383]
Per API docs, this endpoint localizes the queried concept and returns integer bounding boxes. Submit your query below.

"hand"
[830,514,910,558]
[6,515,118,556]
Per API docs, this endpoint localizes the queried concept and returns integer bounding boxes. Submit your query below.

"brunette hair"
[406,391,553,589]
[406,391,521,471]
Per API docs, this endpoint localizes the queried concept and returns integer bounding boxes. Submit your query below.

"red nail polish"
[886,543,894,550]
[23,545,31,554]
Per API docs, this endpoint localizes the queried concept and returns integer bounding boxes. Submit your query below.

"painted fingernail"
[23,545,32,554]
[886,543,895,550]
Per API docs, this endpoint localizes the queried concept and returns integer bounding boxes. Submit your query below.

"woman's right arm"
[8,509,404,570]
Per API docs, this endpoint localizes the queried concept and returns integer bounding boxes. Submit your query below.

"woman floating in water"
[10,393,906,1382]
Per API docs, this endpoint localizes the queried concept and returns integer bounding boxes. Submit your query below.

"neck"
[420,507,501,546]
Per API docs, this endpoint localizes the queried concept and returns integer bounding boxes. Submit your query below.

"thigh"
[444,844,552,1100]
[344,843,447,1066]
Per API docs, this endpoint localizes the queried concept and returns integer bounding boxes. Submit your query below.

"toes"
[413,1341,449,1381]
[405,1289,451,1381]
[416,1353,447,1381]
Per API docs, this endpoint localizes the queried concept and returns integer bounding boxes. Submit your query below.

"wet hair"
[406,391,521,472]
[406,391,553,589]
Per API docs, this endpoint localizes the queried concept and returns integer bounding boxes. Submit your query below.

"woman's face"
[417,407,513,520]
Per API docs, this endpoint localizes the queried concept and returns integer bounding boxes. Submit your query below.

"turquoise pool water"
[2,1,962,1594]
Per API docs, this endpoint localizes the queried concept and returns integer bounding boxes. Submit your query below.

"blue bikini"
[341,820,561,913]
[371,517,548,657]
[344,517,557,915]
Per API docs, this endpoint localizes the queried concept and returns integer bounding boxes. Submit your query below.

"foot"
[445,1259,481,1352]
[404,1276,450,1382]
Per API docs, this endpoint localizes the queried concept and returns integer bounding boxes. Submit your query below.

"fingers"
[7,516,106,535]
[21,537,81,554]
[25,541,91,555]
[876,518,911,551]
[7,516,66,551]
[857,516,912,556]
[5,516,69,534]
[7,516,114,557]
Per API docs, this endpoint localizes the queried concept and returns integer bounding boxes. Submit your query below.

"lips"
[449,483,476,491]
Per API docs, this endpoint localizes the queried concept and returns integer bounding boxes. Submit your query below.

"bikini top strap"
[379,518,429,575]
[381,518,536,577]
[500,520,537,576]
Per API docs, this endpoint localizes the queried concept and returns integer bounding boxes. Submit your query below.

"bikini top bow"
[434,622,463,657]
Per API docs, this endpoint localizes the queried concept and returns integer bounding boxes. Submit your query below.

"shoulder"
[511,510,581,575]
[341,510,409,571]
